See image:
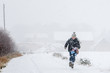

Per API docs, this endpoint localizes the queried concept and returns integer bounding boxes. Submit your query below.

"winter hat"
[72,32,76,37]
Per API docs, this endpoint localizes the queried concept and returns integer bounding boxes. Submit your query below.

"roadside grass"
[0,52,22,72]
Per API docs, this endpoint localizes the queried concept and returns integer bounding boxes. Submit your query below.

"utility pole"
[3,3,6,30]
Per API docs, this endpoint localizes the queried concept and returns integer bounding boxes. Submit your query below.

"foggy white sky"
[0,0,110,42]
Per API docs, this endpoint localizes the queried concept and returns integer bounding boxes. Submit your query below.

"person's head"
[72,32,76,39]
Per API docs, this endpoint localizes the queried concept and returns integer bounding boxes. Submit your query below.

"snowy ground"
[1,42,110,73]
[1,52,110,73]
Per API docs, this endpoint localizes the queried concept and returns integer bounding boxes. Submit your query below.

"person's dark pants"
[69,52,75,63]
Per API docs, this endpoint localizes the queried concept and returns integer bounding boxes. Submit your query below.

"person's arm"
[77,41,80,49]
[76,38,81,49]
[64,39,70,49]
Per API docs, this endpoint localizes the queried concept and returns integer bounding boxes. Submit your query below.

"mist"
[0,0,110,43]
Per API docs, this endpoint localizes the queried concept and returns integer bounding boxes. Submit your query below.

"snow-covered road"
[2,52,110,73]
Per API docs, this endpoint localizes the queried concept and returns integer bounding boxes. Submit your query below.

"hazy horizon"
[0,0,110,43]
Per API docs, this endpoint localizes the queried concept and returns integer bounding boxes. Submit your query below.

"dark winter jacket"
[65,38,80,52]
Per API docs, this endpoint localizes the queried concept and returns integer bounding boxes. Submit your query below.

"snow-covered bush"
[0,28,15,56]
[78,58,91,66]
[62,56,68,60]
[53,53,68,60]
[53,53,62,58]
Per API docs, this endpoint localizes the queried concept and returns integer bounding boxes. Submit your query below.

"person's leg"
[71,56,75,63]
[70,56,75,68]
[69,52,71,61]
[69,52,76,62]
[69,52,73,67]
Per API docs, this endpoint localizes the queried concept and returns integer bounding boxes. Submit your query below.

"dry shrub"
[0,56,9,69]
[6,52,22,60]
[0,52,22,69]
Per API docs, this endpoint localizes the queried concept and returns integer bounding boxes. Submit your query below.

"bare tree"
[0,28,15,56]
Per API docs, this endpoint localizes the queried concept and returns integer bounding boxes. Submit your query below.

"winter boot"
[69,62,74,68]
[71,63,74,68]
[69,62,72,67]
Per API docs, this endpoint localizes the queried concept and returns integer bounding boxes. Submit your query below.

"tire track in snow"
[30,56,43,73]
[30,53,69,73]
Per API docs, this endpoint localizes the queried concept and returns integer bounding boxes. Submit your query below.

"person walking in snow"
[64,32,80,68]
